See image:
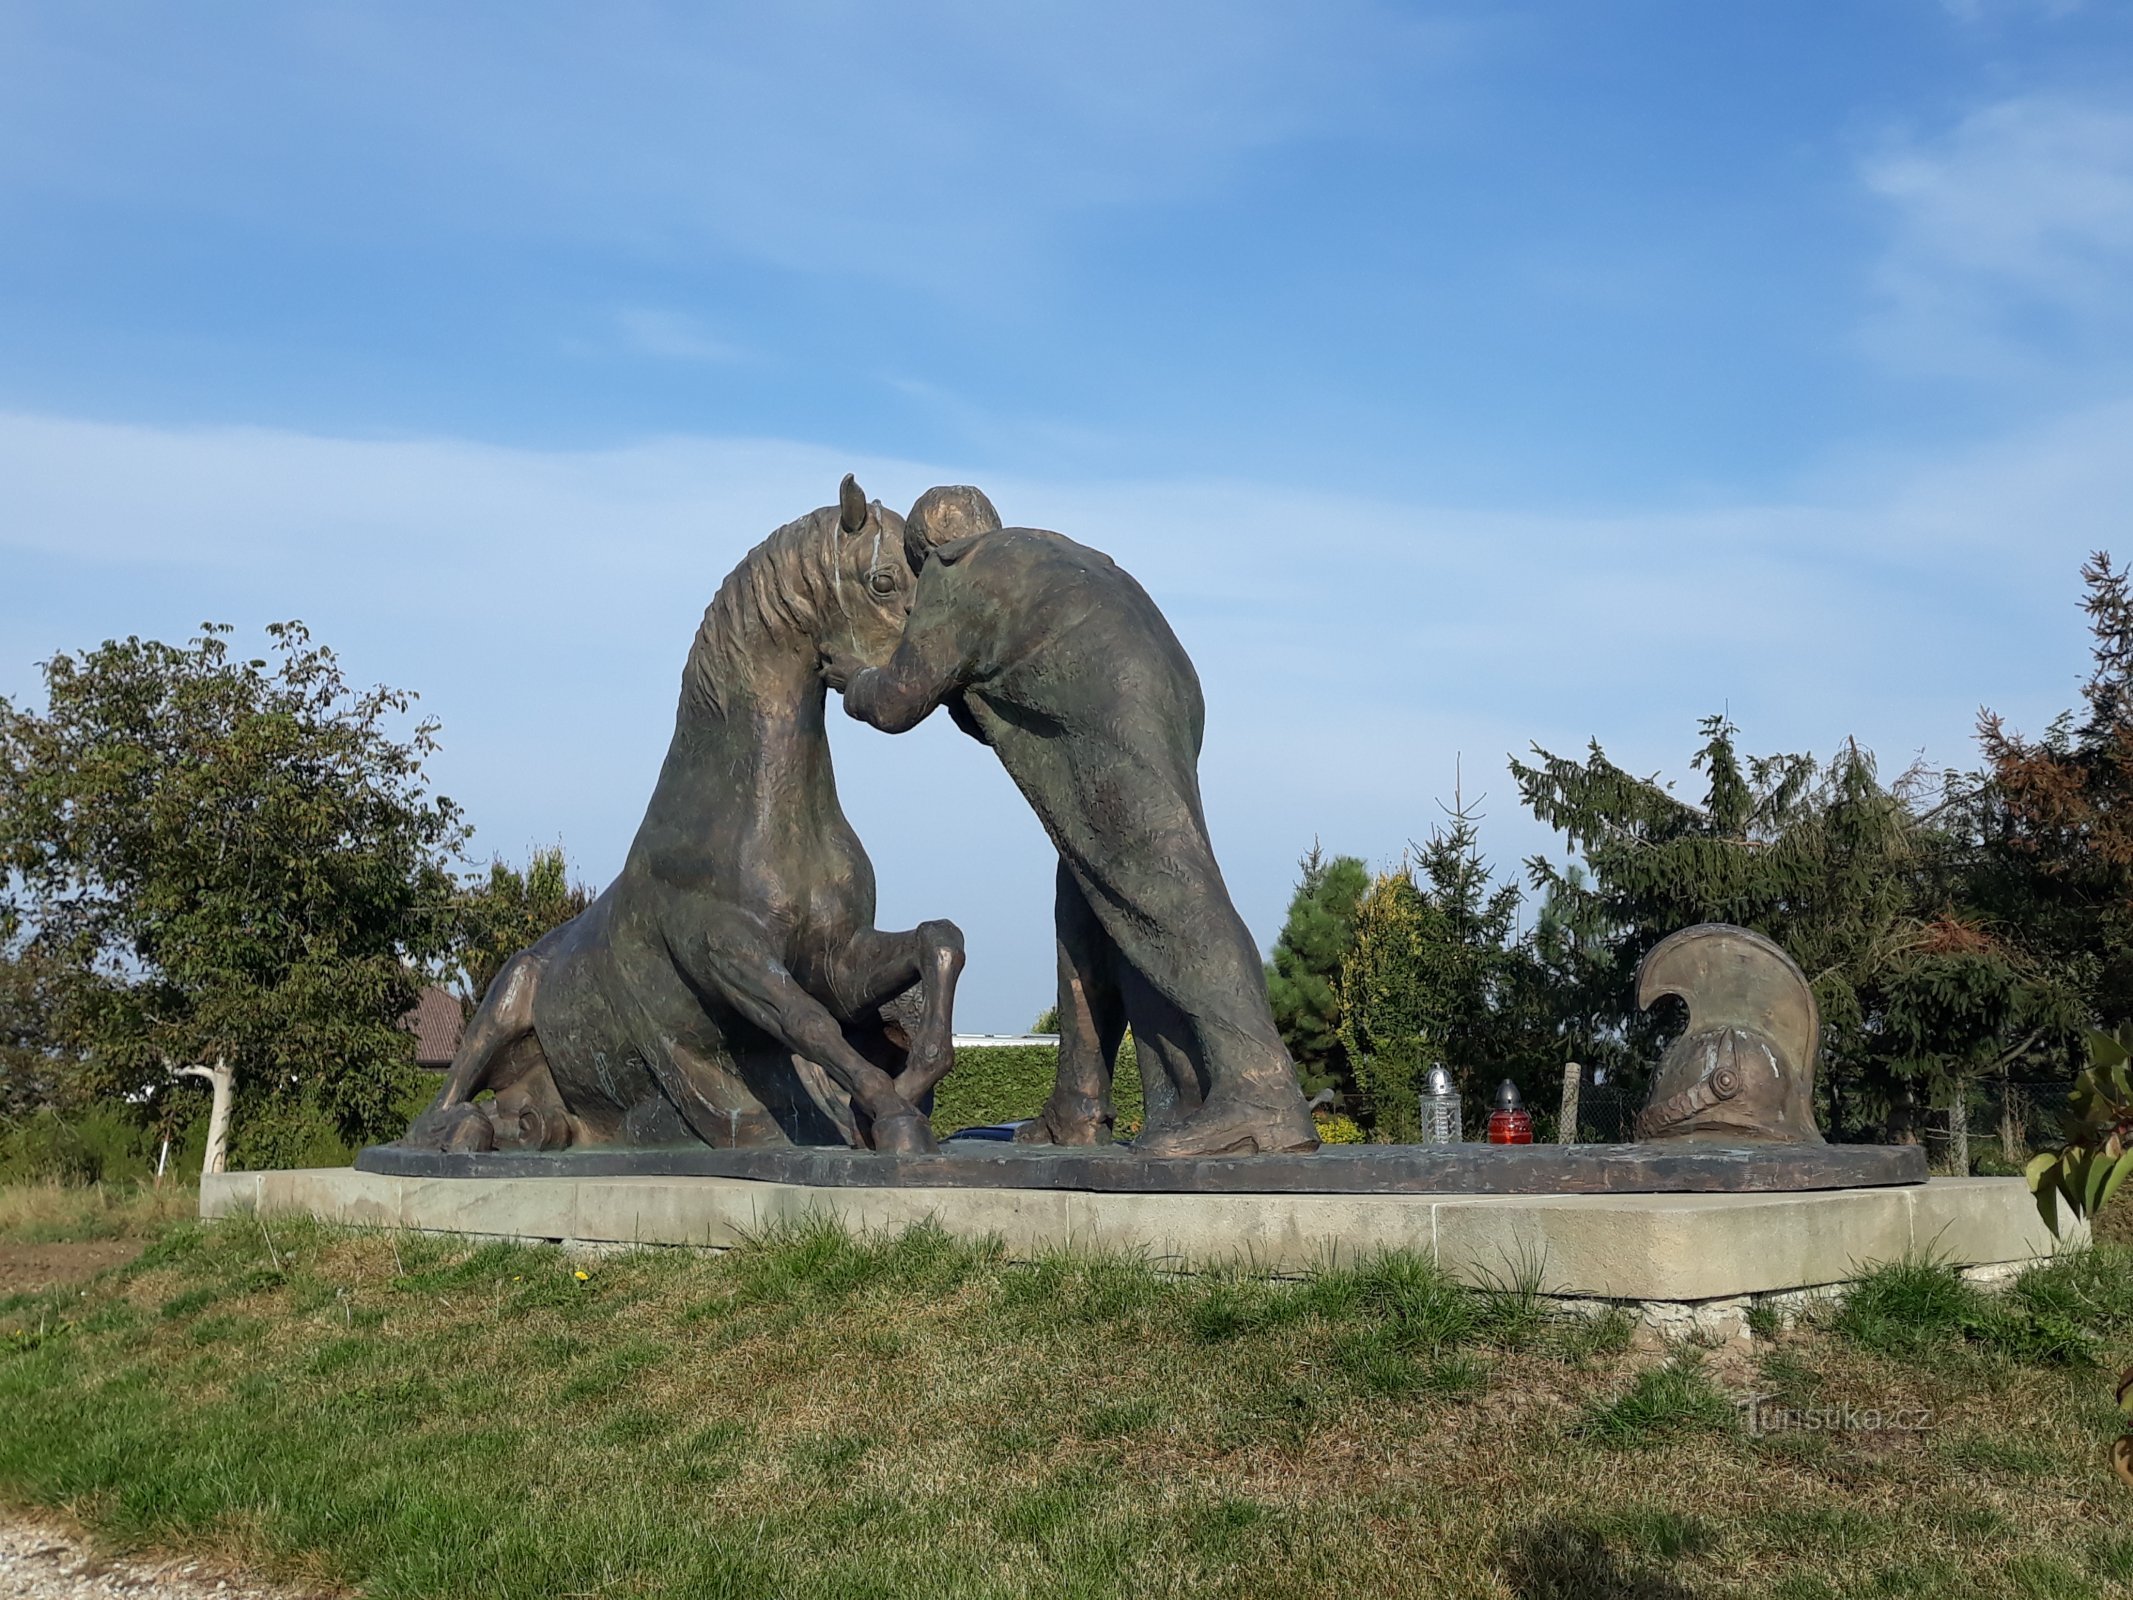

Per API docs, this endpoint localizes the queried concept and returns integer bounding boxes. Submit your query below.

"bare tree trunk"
[1557,1061,1581,1145]
[1999,1063,2021,1165]
[170,1057,234,1176]
[1948,1078,1970,1176]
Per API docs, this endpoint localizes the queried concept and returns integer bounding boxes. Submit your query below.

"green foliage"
[1339,798,1546,1138]
[1513,714,2081,1138]
[926,1042,1144,1136]
[0,945,68,1121]
[0,622,465,1164]
[2027,1026,2133,1236]
[0,1104,173,1185]
[452,844,596,1008]
[1264,843,1367,1097]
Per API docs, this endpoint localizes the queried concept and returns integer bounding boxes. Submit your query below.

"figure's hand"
[820,652,863,691]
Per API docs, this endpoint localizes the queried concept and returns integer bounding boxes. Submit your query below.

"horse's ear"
[838,474,868,534]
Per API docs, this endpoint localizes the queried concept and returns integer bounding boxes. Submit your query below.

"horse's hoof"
[490,1091,572,1153]
[406,1103,496,1154]
[869,1111,937,1155]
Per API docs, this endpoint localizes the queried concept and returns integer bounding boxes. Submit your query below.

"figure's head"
[904,484,1002,573]
[816,473,914,670]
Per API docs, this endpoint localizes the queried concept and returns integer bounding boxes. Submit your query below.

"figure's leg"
[1058,827,1318,1157]
[697,926,937,1153]
[822,920,967,1104]
[407,952,564,1152]
[1117,962,1203,1131]
[1017,862,1126,1145]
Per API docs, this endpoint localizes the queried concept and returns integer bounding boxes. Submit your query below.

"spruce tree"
[1265,843,1367,1098]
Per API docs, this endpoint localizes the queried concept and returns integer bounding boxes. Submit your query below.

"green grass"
[1576,1351,1739,1448]
[1832,1250,2133,1367]
[2,1194,2131,1598]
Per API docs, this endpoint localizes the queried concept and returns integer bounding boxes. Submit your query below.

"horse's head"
[814,474,915,674]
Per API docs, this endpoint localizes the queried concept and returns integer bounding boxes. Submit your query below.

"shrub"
[0,1104,164,1185]
[928,1041,1143,1136]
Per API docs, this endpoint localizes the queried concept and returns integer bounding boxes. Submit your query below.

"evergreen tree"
[1338,796,1543,1139]
[1978,552,2133,1026]
[1512,716,2079,1145]
[1264,843,1367,1098]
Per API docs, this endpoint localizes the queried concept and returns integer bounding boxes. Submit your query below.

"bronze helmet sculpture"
[1634,924,1824,1144]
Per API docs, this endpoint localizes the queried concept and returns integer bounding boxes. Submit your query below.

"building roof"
[404,984,465,1069]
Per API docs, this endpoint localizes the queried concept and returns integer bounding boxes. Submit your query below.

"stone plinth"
[351,1139,1926,1194]
[203,1168,2066,1305]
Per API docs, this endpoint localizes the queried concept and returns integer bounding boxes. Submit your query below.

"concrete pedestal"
[203,1167,2069,1314]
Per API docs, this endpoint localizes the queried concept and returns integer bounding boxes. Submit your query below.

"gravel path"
[0,1517,332,1600]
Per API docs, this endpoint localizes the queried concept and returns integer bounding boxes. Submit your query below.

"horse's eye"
[869,570,898,596]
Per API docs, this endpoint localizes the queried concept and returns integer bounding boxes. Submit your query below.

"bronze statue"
[832,487,1319,1158]
[406,478,964,1156]
[1634,923,1824,1143]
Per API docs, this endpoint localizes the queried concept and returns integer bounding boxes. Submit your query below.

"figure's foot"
[1012,1093,1112,1146]
[868,1109,938,1154]
[405,1102,496,1154]
[1129,1093,1319,1158]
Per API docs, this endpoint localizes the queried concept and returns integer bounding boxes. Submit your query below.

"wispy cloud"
[4,403,2125,1023]
[610,308,742,364]
[1861,92,2133,379]
[0,3,1467,290]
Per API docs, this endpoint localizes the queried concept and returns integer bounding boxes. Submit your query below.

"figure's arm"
[842,569,982,734]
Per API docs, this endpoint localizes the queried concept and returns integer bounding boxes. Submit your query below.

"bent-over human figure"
[835,487,1317,1157]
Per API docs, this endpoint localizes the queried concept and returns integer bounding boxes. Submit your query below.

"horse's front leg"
[697,924,939,1153]
[825,921,967,1104]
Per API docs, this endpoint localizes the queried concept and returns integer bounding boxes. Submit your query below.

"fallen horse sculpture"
[405,478,964,1156]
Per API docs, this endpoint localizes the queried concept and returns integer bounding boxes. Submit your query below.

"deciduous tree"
[0,622,465,1166]
[452,844,595,1010]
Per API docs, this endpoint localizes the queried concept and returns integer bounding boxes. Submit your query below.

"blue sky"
[5,1,2133,1027]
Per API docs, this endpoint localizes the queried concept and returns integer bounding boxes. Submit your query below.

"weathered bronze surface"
[400,479,964,1157]
[354,1138,1927,1194]
[837,488,1319,1158]
[1635,923,1824,1143]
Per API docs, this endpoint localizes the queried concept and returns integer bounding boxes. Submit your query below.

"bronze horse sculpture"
[408,478,963,1156]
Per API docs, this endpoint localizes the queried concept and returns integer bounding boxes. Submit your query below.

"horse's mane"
[683,506,846,714]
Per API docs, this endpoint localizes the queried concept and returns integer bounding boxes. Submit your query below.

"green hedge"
[928,1042,1144,1136]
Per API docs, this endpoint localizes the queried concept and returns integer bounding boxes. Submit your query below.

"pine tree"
[1264,843,1367,1098]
